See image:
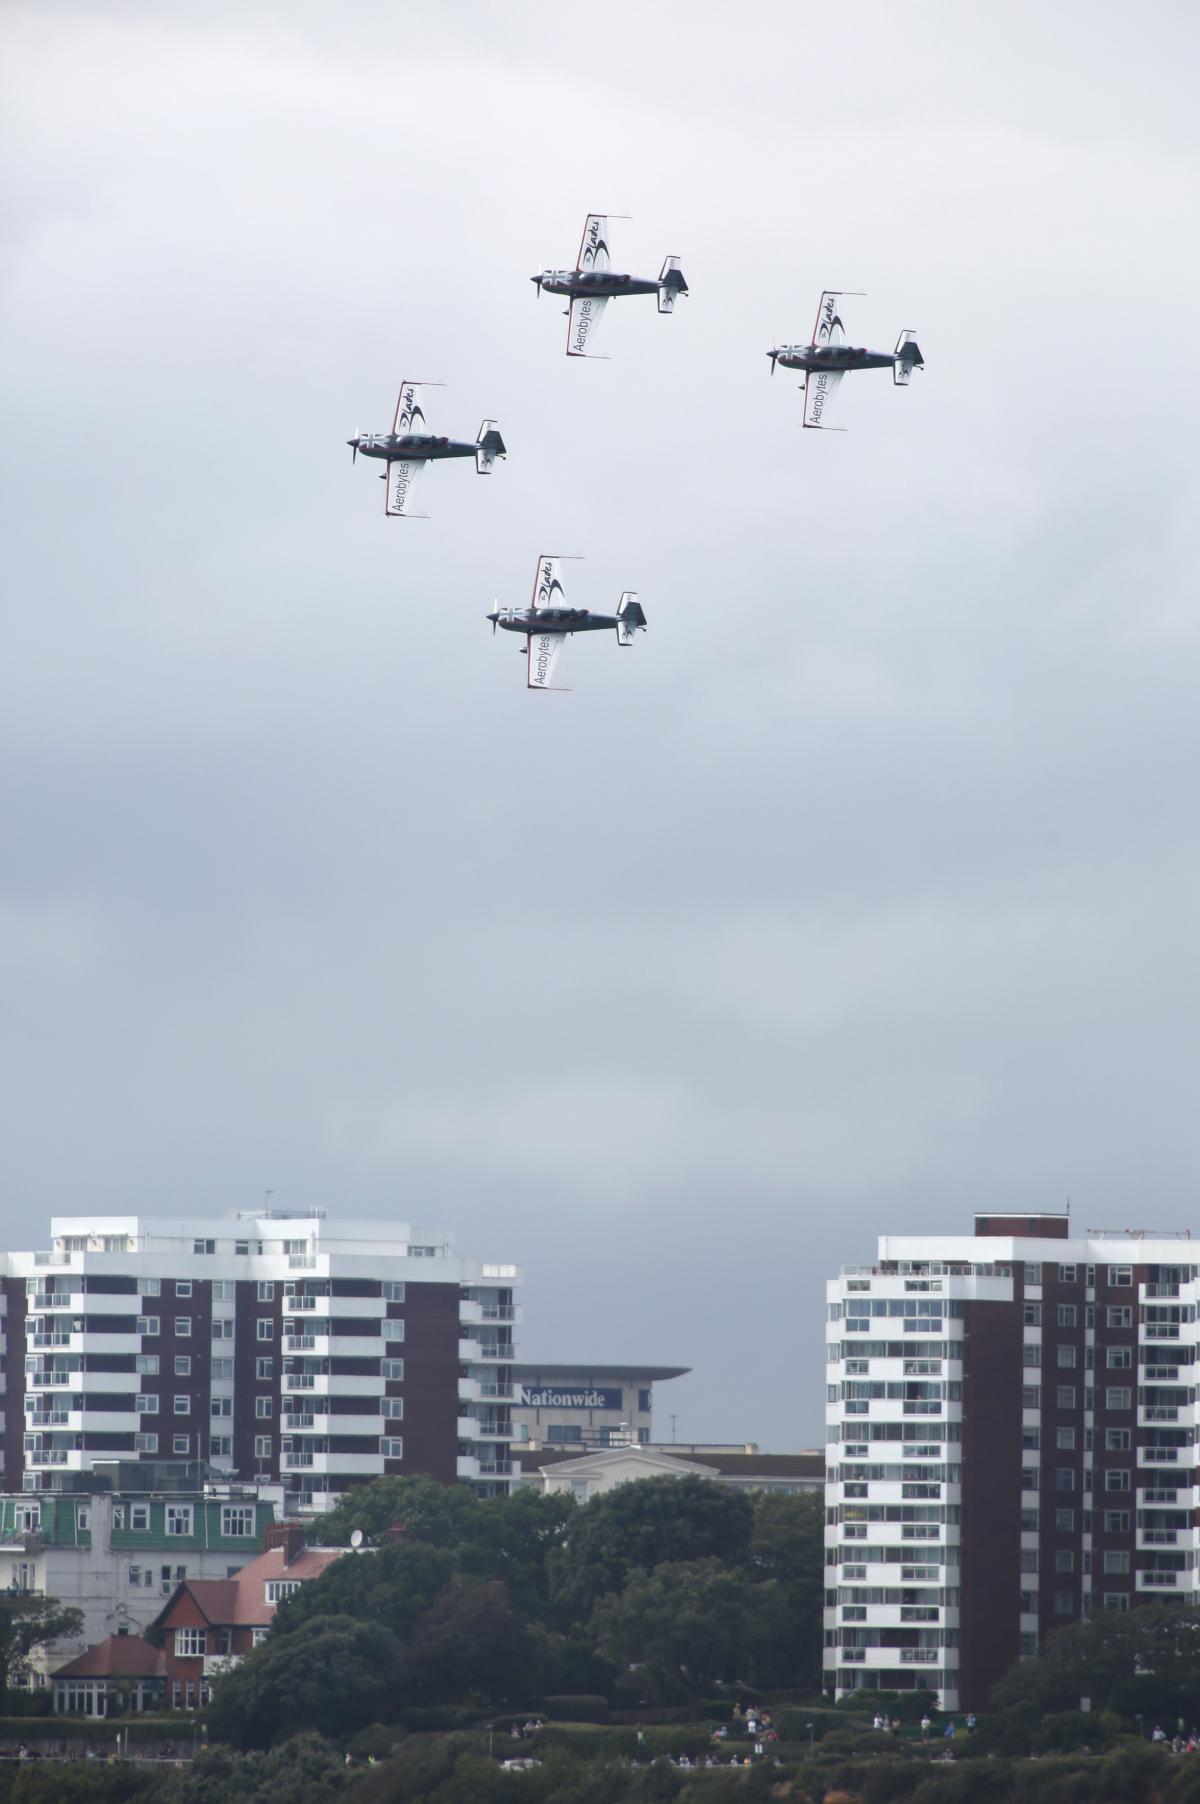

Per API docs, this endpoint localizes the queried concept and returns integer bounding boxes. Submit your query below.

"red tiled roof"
[52,1635,165,1680]
[157,1543,344,1632]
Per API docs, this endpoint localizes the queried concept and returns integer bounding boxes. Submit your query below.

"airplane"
[347,381,506,516]
[487,554,646,691]
[768,292,923,429]
[532,214,687,357]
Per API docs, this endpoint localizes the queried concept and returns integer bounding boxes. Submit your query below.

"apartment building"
[825,1212,1199,1711]
[1,1211,521,1510]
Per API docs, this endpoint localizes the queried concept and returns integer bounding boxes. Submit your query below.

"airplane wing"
[384,457,427,515]
[392,381,429,435]
[566,294,608,357]
[577,214,611,274]
[531,554,568,610]
[803,368,844,430]
[527,631,568,690]
[812,291,847,348]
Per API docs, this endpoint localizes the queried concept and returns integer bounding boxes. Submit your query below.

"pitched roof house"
[151,1522,344,1709]
[51,1632,166,1717]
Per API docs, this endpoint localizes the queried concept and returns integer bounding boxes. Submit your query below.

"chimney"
[383,1521,406,1545]
[262,1522,306,1567]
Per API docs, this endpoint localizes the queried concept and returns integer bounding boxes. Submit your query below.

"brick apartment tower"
[2,1212,521,1509]
[825,1213,1196,1709]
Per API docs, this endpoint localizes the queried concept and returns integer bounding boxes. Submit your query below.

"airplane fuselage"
[773,346,897,373]
[350,433,476,462]
[534,270,660,299]
[489,607,619,636]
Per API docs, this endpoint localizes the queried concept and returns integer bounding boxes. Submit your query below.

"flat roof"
[512,1363,691,1382]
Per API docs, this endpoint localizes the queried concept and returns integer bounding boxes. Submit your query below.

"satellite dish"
[350,1529,364,1549]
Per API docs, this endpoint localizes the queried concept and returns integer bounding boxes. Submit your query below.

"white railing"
[285,1374,316,1389]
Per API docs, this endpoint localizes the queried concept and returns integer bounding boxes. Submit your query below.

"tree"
[0,1593,84,1711]
[589,1558,761,1710]
[747,1489,826,1686]
[399,1577,546,1705]
[548,1477,754,1624]
[206,1614,403,1749]
[991,1603,1200,1718]
[316,1474,483,1549]
[272,1540,456,1642]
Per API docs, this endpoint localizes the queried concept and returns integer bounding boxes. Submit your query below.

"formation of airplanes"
[348,217,923,690]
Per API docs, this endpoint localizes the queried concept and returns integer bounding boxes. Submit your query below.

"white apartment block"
[1,1211,521,1510]
[826,1212,1200,1711]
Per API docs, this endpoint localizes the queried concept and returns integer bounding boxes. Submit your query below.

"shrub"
[541,1694,610,1722]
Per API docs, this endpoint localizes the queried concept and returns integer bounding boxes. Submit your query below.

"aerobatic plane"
[768,292,923,429]
[487,555,646,691]
[347,381,505,516]
[532,214,687,357]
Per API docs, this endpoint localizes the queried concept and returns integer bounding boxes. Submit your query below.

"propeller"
[768,350,778,376]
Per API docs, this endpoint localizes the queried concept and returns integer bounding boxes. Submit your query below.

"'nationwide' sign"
[518,1385,623,1411]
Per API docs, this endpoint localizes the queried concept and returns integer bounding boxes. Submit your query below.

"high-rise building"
[2,1211,521,1509]
[825,1212,1198,1710]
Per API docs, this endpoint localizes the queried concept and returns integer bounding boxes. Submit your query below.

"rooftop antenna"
[669,1413,678,1444]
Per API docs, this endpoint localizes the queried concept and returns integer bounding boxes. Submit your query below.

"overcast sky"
[2,1,1199,1447]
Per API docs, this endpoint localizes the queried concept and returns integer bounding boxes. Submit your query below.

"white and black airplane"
[532,214,687,358]
[487,555,646,691]
[769,292,923,429]
[348,381,505,516]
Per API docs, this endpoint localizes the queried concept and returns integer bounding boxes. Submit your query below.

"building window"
[1108,1266,1132,1287]
[1104,1593,1130,1612]
[1107,1347,1132,1369]
[173,1435,190,1454]
[1104,1550,1130,1574]
[165,1505,194,1537]
[1022,1346,1042,1368]
[1024,1302,1042,1326]
[251,1627,268,1644]
[1106,1306,1133,1328]
[1059,1265,1077,1283]
[1057,1305,1077,1327]
[382,1359,405,1381]
[1057,1345,1077,1368]
[192,1240,216,1256]
[131,1504,150,1531]
[382,1397,404,1420]
[1054,1590,1074,1615]
[256,1358,274,1380]
[173,1395,190,1415]
[381,1436,404,1458]
[1106,1470,1131,1492]
[212,1358,234,1380]
[1056,1468,1076,1491]
[265,1580,300,1605]
[1056,1386,1076,1409]
[257,1320,274,1342]
[1022,1427,1040,1450]
[1021,1507,1039,1532]
[1104,1510,1130,1533]
[137,1279,161,1297]
[257,1282,274,1302]
[211,1397,232,1418]
[175,1281,192,1298]
[549,1424,584,1444]
[76,1506,89,1531]
[136,1355,160,1375]
[1105,1428,1131,1451]
[255,1397,273,1418]
[134,1434,157,1455]
[1020,1550,1039,1573]
[136,1317,160,1337]
[1106,1387,1133,1410]
[235,1241,250,1257]
[1022,1385,1042,1408]
[221,1506,255,1538]
[382,1319,405,1342]
[1055,1550,1075,1573]
[383,1282,406,1302]
[210,1435,233,1457]
[176,1317,192,1338]
[1055,1508,1075,1531]
[1019,1631,1039,1656]
[254,1435,272,1459]
[1057,1427,1076,1450]
[212,1319,234,1341]
[213,1280,235,1301]
[174,1357,191,1376]
[1026,1263,1043,1284]
[135,1395,158,1415]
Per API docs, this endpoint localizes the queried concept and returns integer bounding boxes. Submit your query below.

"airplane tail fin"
[894,331,923,385]
[476,420,506,473]
[657,256,687,314]
[615,591,646,645]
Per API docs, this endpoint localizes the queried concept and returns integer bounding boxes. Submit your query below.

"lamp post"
[487,1723,495,1760]
[805,1723,814,1751]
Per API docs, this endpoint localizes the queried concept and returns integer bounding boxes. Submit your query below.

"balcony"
[285,1335,317,1352]
[477,1460,513,1476]
[285,1374,317,1390]
[1139,1529,1179,1545]
[25,1412,69,1428]
[479,1382,513,1400]
[900,1648,938,1664]
[283,1414,316,1430]
[480,1305,516,1322]
[476,1345,514,1363]
[1138,1572,1180,1588]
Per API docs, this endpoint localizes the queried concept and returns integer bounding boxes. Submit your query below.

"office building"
[516,1442,823,1501]
[2,1211,520,1510]
[825,1212,1199,1710]
[511,1362,689,1449]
